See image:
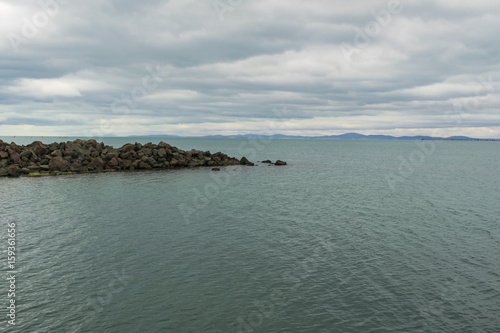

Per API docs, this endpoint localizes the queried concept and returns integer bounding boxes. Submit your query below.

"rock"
[30,141,47,156]
[120,151,132,160]
[7,164,20,177]
[240,156,255,166]
[121,144,134,152]
[211,168,220,171]
[158,148,167,157]
[51,150,62,157]
[121,159,132,169]
[70,162,85,172]
[104,150,119,161]
[8,150,21,165]
[86,139,98,148]
[275,160,287,166]
[0,139,267,177]
[30,152,39,162]
[48,156,70,171]
[262,160,272,164]
[107,158,119,168]
[88,157,104,170]
[138,162,152,169]
[0,168,8,177]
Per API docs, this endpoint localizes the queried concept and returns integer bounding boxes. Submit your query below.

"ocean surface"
[1,137,499,333]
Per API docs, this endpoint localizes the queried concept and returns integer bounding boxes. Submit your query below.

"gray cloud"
[0,0,499,137]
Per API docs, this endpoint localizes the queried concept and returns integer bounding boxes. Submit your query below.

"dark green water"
[1,137,499,332]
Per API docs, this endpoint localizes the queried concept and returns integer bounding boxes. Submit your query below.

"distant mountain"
[128,134,183,138]
[128,133,499,141]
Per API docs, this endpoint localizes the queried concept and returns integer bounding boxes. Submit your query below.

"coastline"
[0,139,256,178]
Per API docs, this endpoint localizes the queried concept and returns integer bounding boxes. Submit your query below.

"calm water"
[1,137,499,332]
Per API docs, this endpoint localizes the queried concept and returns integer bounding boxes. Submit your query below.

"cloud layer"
[1,0,499,137]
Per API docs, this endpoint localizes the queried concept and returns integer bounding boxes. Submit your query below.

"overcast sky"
[1,0,499,138]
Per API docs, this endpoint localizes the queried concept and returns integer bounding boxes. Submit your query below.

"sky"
[1,0,499,138]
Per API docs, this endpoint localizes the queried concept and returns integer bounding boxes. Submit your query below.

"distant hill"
[128,132,499,141]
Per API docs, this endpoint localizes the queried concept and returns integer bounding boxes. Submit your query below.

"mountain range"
[129,133,499,141]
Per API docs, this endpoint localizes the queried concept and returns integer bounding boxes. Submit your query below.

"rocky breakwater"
[0,139,255,177]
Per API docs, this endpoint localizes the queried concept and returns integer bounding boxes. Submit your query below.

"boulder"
[138,162,152,170]
[20,149,33,159]
[240,157,254,166]
[120,151,132,160]
[0,151,8,159]
[107,158,119,168]
[8,150,21,165]
[275,160,287,166]
[121,143,135,152]
[158,148,167,157]
[211,168,220,171]
[261,160,272,164]
[50,150,62,157]
[7,164,20,177]
[70,162,85,172]
[30,141,47,156]
[88,157,104,170]
[48,156,70,171]
[104,150,119,161]
[20,168,30,175]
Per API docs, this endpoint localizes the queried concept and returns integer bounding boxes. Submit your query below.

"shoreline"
[0,139,257,178]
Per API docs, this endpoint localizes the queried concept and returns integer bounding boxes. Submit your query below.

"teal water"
[1,137,499,332]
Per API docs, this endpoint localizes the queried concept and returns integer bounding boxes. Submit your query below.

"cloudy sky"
[1,0,499,138]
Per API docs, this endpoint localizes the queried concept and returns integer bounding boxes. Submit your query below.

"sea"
[0,136,499,333]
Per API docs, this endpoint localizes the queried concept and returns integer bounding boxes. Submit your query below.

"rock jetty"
[0,139,255,177]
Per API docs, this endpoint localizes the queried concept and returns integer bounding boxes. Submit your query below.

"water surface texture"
[1,137,499,332]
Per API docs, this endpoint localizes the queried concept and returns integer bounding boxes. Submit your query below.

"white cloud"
[0,0,499,138]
